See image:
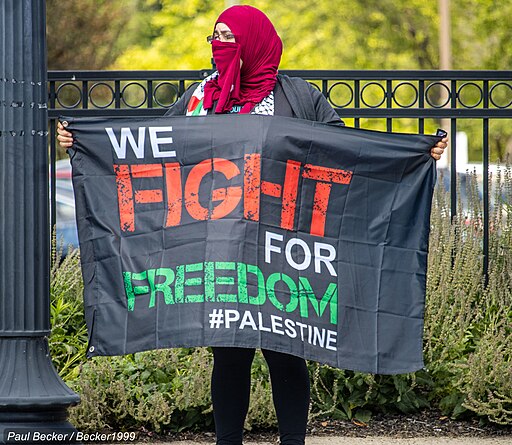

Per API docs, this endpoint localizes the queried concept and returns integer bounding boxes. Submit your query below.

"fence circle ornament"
[392,82,419,108]
[88,82,115,109]
[307,81,321,92]
[456,82,483,109]
[121,82,148,109]
[360,82,387,108]
[327,82,354,108]
[153,82,179,108]
[489,82,512,108]
[56,82,82,109]
[425,82,451,108]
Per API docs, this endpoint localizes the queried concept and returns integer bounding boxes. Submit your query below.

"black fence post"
[0,0,80,440]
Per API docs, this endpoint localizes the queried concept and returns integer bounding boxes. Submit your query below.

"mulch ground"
[140,410,512,443]
[304,410,512,438]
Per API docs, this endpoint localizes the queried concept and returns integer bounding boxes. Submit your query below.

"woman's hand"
[430,137,448,161]
[57,121,73,149]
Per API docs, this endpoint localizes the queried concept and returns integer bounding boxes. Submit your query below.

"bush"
[49,168,512,431]
[49,240,87,382]
[309,365,431,424]
[69,348,213,432]
[67,348,276,432]
[423,168,512,423]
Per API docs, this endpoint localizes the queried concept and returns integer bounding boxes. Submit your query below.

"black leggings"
[211,347,310,445]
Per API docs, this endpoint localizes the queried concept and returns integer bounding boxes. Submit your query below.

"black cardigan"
[164,74,344,126]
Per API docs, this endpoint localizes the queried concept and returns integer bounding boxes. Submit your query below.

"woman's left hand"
[430,137,448,161]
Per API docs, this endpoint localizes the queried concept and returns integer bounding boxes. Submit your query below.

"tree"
[46,0,138,70]
[113,0,512,71]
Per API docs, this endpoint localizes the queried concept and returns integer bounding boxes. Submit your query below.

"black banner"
[66,115,440,374]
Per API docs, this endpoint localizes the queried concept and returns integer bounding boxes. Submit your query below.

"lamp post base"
[0,338,80,445]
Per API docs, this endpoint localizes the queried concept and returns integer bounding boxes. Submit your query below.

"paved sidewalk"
[155,436,512,445]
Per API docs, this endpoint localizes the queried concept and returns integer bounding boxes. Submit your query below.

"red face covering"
[203,5,283,114]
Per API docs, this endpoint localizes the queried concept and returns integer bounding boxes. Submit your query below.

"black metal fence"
[48,70,512,277]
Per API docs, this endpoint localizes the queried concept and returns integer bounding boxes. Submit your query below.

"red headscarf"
[203,5,283,114]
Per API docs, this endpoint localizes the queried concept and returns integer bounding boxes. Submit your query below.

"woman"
[58,6,447,445]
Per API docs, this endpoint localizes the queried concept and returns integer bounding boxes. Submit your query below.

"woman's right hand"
[57,121,73,149]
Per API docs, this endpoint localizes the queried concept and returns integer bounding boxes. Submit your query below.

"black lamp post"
[0,0,80,440]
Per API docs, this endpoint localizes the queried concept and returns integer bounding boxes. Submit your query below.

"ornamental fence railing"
[48,69,512,277]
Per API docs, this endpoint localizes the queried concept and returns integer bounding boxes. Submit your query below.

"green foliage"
[455,167,512,424]
[67,347,278,432]
[114,0,433,71]
[49,170,512,431]
[47,0,512,72]
[68,348,213,432]
[112,0,512,71]
[309,365,430,423]
[46,0,138,70]
[49,239,87,382]
[114,0,219,71]
[423,167,512,423]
